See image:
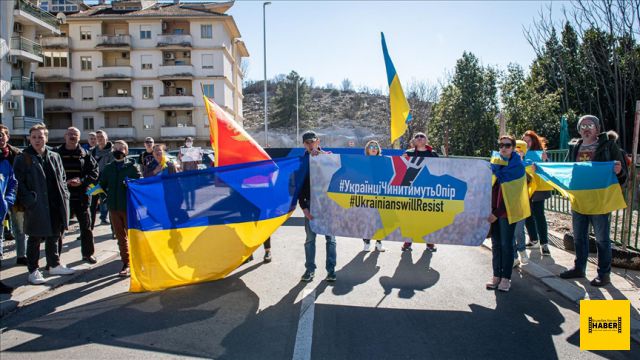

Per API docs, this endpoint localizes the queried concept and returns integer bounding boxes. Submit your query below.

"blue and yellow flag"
[490,151,531,224]
[86,183,105,196]
[534,162,626,215]
[523,151,554,196]
[381,32,412,144]
[126,156,308,292]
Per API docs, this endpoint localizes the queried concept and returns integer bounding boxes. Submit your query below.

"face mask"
[113,150,126,160]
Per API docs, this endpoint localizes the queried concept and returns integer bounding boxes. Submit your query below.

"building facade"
[0,0,61,141]
[4,0,248,147]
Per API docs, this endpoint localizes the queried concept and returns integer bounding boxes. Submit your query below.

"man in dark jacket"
[298,131,337,282]
[99,140,141,277]
[560,115,627,287]
[55,127,99,264]
[13,124,74,285]
[0,125,27,265]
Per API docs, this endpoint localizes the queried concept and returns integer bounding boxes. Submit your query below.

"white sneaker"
[28,270,46,285]
[513,259,521,268]
[375,242,386,252]
[363,242,371,252]
[518,250,529,265]
[49,264,75,276]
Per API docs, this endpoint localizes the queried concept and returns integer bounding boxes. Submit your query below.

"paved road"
[0,216,637,359]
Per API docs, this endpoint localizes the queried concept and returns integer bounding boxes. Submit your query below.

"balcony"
[102,127,136,140]
[157,34,192,48]
[13,116,44,136]
[35,67,71,82]
[44,98,73,112]
[11,77,42,93]
[96,35,131,49]
[158,64,194,79]
[97,96,133,111]
[158,95,194,109]
[14,0,60,34]
[47,129,67,141]
[96,66,132,81]
[160,126,196,139]
[10,36,43,63]
[40,36,70,49]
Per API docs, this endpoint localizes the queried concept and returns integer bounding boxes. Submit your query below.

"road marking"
[292,288,316,360]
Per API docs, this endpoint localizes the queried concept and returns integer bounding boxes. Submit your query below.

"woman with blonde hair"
[152,143,178,176]
[362,140,385,252]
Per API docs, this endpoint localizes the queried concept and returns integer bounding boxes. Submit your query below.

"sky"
[229,0,567,90]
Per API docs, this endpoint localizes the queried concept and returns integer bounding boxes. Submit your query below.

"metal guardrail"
[11,36,42,57]
[11,76,42,93]
[14,0,59,28]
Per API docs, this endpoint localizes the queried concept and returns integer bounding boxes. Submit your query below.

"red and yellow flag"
[203,96,271,166]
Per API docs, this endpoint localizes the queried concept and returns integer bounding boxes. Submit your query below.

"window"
[202,54,213,69]
[80,26,91,40]
[140,25,151,40]
[83,117,94,130]
[141,55,152,70]
[173,28,184,35]
[176,87,185,96]
[59,88,70,98]
[142,86,153,99]
[202,84,214,98]
[81,86,93,100]
[42,52,69,68]
[201,24,212,39]
[143,115,154,129]
[80,56,92,71]
[116,88,129,96]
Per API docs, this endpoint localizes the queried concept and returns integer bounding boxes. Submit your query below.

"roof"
[67,1,234,19]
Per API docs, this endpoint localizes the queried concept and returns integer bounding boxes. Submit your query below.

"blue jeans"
[10,209,26,258]
[304,217,336,274]
[513,220,526,259]
[491,217,516,279]
[525,200,549,245]
[572,211,611,277]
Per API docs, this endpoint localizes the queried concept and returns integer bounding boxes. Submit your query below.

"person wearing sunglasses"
[401,132,438,252]
[487,135,526,292]
[362,140,385,252]
[559,115,627,287]
[139,137,158,178]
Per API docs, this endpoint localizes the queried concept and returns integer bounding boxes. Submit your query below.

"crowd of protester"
[0,113,629,294]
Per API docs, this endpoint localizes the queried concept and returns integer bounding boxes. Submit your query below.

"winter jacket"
[13,146,70,237]
[91,142,115,172]
[99,159,141,212]
[0,144,22,165]
[0,160,17,221]
[566,131,628,185]
[54,144,99,203]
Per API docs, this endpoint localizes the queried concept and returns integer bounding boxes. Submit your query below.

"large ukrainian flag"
[534,161,626,215]
[490,151,531,224]
[127,157,308,292]
[381,32,412,144]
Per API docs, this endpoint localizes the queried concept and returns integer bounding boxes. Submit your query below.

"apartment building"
[0,0,61,141]
[35,0,248,147]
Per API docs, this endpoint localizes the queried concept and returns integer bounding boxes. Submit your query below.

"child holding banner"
[362,140,385,252]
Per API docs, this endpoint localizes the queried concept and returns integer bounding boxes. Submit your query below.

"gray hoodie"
[91,141,115,172]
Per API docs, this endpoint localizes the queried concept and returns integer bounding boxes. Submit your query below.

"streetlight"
[263,1,271,147]
[296,76,299,141]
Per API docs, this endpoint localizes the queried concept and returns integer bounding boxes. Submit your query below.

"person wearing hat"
[559,115,627,286]
[298,131,337,282]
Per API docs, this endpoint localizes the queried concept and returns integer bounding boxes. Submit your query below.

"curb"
[0,250,120,318]
[480,241,640,345]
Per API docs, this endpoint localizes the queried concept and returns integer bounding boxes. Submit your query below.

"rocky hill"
[242,87,394,148]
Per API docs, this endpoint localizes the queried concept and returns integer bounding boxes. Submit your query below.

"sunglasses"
[145,141,153,144]
[414,135,426,139]
[368,145,379,150]
[498,143,513,149]
[579,123,596,130]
